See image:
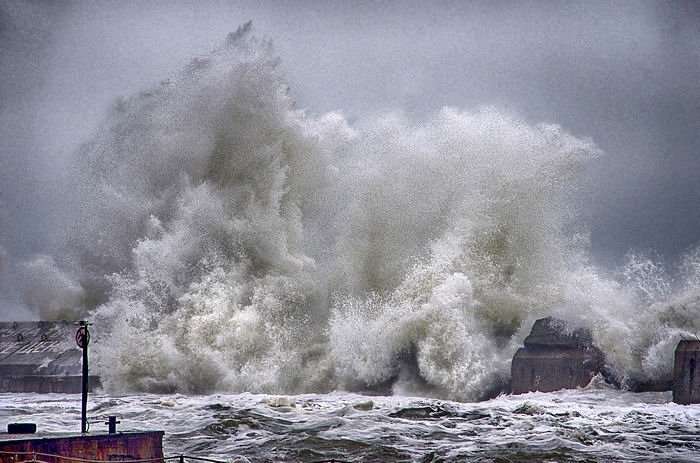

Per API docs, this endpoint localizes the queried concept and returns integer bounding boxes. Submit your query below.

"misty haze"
[1,1,699,461]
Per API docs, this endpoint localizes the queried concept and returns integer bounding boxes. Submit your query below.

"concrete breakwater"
[673,340,700,404]
[511,316,699,405]
[511,317,604,394]
[0,322,100,393]
[2,318,698,404]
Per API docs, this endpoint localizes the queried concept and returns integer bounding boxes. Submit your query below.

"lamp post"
[75,321,92,433]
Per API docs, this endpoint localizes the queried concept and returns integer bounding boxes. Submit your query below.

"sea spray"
[8,23,700,399]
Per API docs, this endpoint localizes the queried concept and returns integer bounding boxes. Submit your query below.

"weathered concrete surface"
[523,317,594,349]
[673,340,700,404]
[628,378,674,392]
[0,322,100,393]
[511,317,603,394]
[0,431,164,463]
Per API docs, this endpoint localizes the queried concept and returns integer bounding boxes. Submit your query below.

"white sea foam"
[1,390,697,461]
[8,23,700,399]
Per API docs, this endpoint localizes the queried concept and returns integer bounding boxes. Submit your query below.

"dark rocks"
[673,339,700,404]
[626,378,674,393]
[511,317,604,394]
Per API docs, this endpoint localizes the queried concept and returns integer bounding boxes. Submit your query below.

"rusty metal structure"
[0,433,318,463]
[0,432,164,463]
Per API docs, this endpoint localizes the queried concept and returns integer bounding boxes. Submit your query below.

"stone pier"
[511,317,603,394]
[673,340,700,404]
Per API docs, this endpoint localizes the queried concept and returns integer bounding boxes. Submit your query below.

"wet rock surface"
[512,317,603,394]
[523,317,595,348]
[673,339,700,404]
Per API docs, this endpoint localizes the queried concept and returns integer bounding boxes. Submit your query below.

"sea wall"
[0,322,100,393]
[511,317,603,394]
[673,340,700,404]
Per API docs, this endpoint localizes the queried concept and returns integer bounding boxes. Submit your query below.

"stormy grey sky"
[1,0,699,269]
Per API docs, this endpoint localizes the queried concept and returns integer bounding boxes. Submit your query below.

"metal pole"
[76,321,92,433]
[81,334,88,433]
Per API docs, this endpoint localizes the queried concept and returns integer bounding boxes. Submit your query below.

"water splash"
[8,23,700,400]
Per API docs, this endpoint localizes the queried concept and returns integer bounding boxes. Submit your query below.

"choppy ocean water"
[2,387,699,462]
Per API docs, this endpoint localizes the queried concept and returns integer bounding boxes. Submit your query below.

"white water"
[3,23,700,400]
[2,388,699,462]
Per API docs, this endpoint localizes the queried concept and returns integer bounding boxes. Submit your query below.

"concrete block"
[523,317,594,348]
[511,317,603,394]
[673,340,700,404]
[512,346,602,394]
